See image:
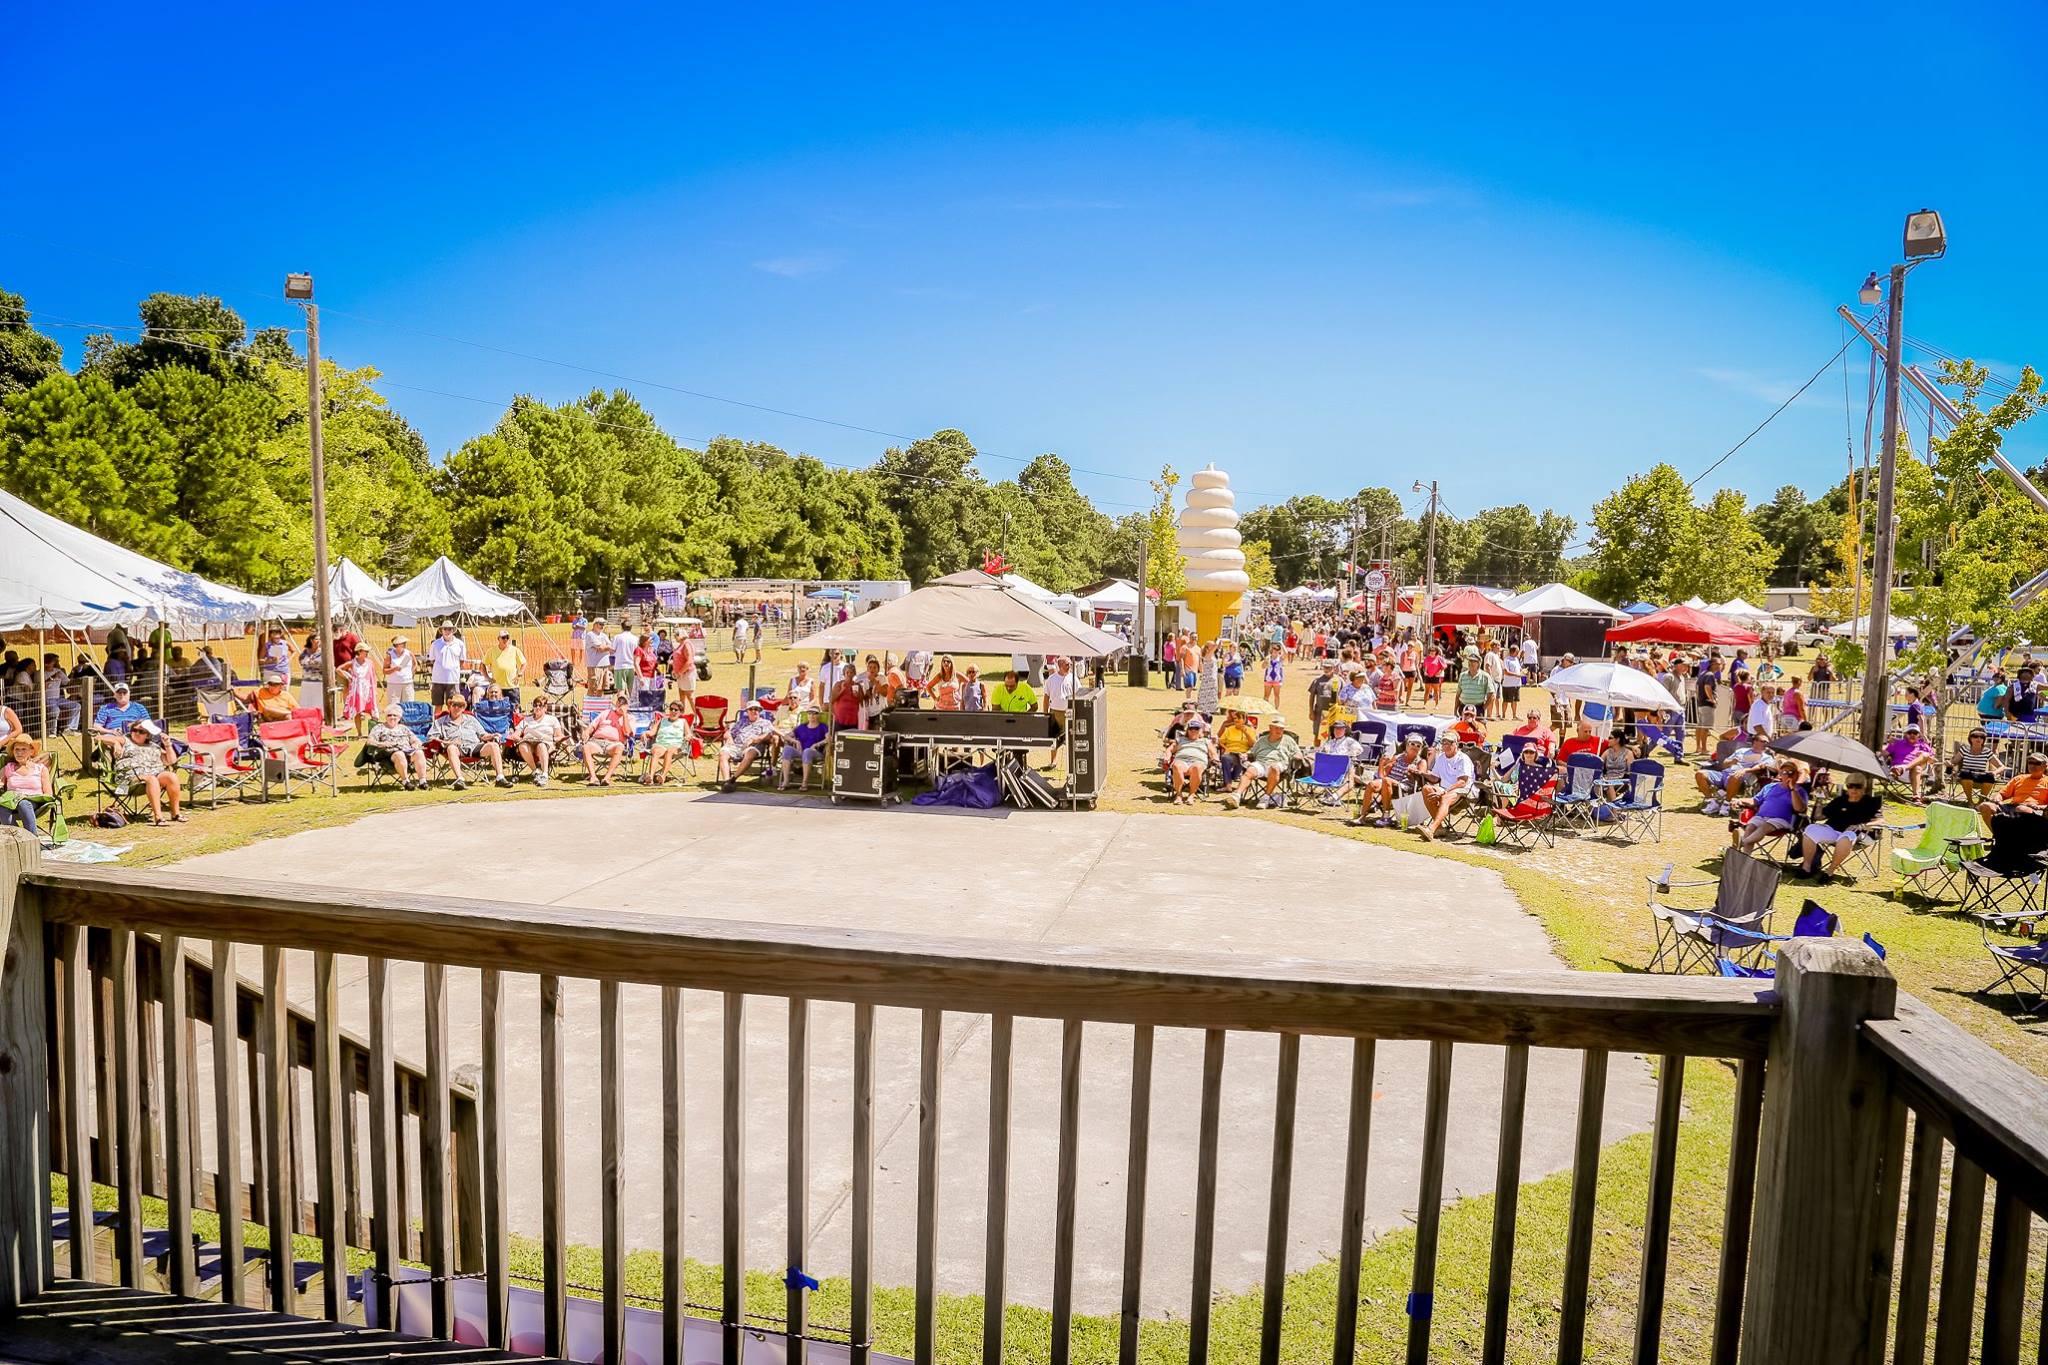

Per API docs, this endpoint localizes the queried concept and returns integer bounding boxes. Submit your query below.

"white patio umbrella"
[1542,660,1684,714]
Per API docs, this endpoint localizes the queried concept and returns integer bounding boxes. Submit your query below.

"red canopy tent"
[1428,586,1523,628]
[1604,604,1760,646]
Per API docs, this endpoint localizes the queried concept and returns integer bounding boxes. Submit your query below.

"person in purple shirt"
[778,706,830,791]
[1730,760,1809,853]
[1883,723,1937,802]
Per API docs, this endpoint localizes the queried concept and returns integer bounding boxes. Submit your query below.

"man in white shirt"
[427,624,467,706]
[1481,646,1506,721]
[609,622,639,697]
[582,619,612,690]
[732,616,752,664]
[1040,657,1075,768]
[1746,682,1777,741]
[1419,733,1475,841]
[1520,636,1539,671]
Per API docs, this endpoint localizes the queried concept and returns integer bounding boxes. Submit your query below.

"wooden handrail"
[29,866,1777,1056]
[1863,995,2048,1213]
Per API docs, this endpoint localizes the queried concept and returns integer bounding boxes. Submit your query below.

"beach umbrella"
[1542,660,1684,713]
[1216,695,1278,720]
[1766,731,1890,782]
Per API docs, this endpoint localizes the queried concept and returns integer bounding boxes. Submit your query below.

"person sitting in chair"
[1165,716,1213,805]
[92,682,150,753]
[1728,760,1807,854]
[1980,750,2048,823]
[1352,735,1428,827]
[1954,726,2007,808]
[241,677,296,725]
[1417,732,1474,841]
[718,701,777,791]
[645,701,694,786]
[778,706,830,791]
[1447,705,1487,747]
[430,695,507,790]
[1693,733,1773,817]
[1883,724,1936,803]
[1227,715,1301,810]
[112,720,184,824]
[0,736,58,842]
[515,695,566,787]
[1510,708,1556,758]
[1213,706,1256,789]
[581,695,632,787]
[365,705,431,790]
[1798,770,1885,878]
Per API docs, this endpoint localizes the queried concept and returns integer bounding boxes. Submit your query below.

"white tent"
[996,573,1057,601]
[264,558,401,619]
[802,571,1127,656]
[1828,615,1922,640]
[1078,579,1142,611]
[380,556,525,620]
[1707,597,1777,624]
[0,489,268,630]
[1501,583,1626,618]
[1283,585,1318,598]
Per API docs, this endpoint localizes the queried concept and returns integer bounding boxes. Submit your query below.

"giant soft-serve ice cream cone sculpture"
[1178,465,1250,642]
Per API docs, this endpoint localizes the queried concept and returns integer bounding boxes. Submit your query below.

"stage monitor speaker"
[1067,687,1107,801]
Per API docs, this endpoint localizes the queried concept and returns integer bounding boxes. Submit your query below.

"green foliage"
[1747,484,1838,588]
[1450,503,1575,588]
[1145,466,1186,602]
[83,292,254,386]
[0,287,64,396]
[1664,488,1778,603]
[1582,464,1778,606]
[1241,537,1277,590]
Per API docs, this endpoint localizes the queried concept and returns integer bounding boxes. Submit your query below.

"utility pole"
[1346,503,1360,600]
[1857,263,1906,752]
[1414,479,1439,646]
[1128,530,1150,688]
[287,273,336,724]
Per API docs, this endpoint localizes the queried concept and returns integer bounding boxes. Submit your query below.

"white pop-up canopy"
[0,489,269,630]
[801,570,1128,657]
[1501,582,1627,618]
[1079,579,1141,610]
[1828,615,1922,640]
[264,558,400,619]
[380,556,525,620]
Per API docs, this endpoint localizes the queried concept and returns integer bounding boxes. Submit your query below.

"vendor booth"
[1501,583,1626,666]
[799,570,1126,809]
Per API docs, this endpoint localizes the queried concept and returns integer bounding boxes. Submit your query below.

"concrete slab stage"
[176,792,1653,1317]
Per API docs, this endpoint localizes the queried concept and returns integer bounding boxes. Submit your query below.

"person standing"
[489,630,528,707]
[582,619,612,691]
[610,620,640,697]
[1041,656,1074,768]
[427,623,467,708]
[298,632,326,712]
[732,615,753,664]
[340,644,379,737]
[383,637,416,707]
[1481,641,1506,721]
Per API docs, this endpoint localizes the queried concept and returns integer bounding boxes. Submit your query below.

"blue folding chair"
[1292,751,1353,808]
[1714,901,1842,978]
[1551,753,1606,834]
[1611,760,1666,843]
[1637,719,1685,765]
[474,697,516,739]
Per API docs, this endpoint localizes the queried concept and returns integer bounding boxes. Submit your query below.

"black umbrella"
[1766,730,1890,782]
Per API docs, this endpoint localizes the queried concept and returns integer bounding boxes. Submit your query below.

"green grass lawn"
[34,637,2048,1360]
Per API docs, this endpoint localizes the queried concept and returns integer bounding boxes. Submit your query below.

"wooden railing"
[0,829,2040,1364]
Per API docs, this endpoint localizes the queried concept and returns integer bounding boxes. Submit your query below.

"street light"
[1856,210,1945,752]
[1904,209,1947,260]
[285,271,335,722]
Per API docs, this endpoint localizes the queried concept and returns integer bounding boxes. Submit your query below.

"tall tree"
[84,292,252,387]
[1665,489,1779,603]
[1016,454,1112,590]
[872,429,992,583]
[1748,485,1837,588]
[0,288,63,396]
[1145,466,1187,602]
[1452,503,1575,587]
[1581,462,1698,605]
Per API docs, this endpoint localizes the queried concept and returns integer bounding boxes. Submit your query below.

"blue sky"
[9,4,2045,531]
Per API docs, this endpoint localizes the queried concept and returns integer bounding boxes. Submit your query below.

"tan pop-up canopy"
[800,570,1128,657]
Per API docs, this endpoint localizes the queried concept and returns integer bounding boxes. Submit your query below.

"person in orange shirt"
[1980,750,2048,822]
[925,656,965,711]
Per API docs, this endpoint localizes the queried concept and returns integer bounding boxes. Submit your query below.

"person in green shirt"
[1228,716,1301,809]
[989,670,1037,712]
[1456,657,1495,715]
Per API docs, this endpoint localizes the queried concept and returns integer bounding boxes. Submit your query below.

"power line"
[1686,338,1856,491]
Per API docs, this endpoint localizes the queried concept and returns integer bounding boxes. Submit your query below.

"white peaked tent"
[380,556,525,620]
[996,572,1056,601]
[1707,597,1776,624]
[0,489,269,630]
[264,558,401,619]
[802,570,1127,656]
[1501,583,1626,618]
[1079,579,1141,611]
[1828,615,1922,640]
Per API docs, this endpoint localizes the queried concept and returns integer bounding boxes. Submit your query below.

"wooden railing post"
[1738,938,1897,1365]
[0,829,49,1313]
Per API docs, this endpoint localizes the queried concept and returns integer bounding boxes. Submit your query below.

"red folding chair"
[184,722,256,807]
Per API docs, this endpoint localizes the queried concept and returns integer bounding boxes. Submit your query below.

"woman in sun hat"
[0,735,59,842]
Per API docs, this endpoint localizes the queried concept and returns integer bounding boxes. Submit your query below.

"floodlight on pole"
[1903,209,1946,260]
[285,271,335,722]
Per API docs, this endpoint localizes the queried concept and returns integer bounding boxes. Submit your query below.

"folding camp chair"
[1637,719,1686,765]
[1610,760,1666,843]
[90,747,151,824]
[1647,849,1784,974]
[1889,801,1987,903]
[690,695,731,746]
[1958,813,2048,920]
[1291,751,1353,809]
[399,700,448,781]
[1977,910,2048,1016]
[184,722,256,807]
[1490,786,1557,848]
[474,698,520,776]
[1711,899,1839,976]
[1551,753,1606,835]
[257,720,338,798]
